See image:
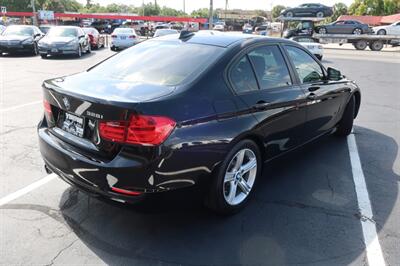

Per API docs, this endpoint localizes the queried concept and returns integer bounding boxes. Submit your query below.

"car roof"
[153,31,292,48]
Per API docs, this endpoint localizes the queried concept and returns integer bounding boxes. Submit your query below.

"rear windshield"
[88,40,224,86]
[114,28,135,34]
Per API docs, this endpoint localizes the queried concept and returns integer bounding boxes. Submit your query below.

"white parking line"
[0,100,41,113]
[347,133,386,266]
[0,174,56,206]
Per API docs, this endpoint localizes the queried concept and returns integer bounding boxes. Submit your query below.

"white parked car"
[373,21,400,35]
[290,36,323,60]
[213,21,226,31]
[153,29,178,38]
[110,28,138,51]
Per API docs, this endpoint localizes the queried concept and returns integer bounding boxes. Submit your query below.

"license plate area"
[61,112,85,138]
[120,36,126,40]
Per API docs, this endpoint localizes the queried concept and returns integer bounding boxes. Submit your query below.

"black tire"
[32,43,39,56]
[377,29,386,35]
[205,139,262,215]
[353,40,367,50]
[87,44,91,53]
[76,45,82,58]
[335,96,355,137]
[369,40,384,51]
[40,54,47,59]
[286,11,294,17]
[318,27,327,34]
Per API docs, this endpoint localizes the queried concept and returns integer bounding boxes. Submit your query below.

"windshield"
[2,26,33,36]
[47,28,78,37]
[88,40,224,86]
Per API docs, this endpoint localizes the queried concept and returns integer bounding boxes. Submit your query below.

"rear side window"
[248,45,292,90]
[230,56,258,93]
[285,46,324,83]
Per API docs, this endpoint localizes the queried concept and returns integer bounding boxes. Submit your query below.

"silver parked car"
[38,26,91,58]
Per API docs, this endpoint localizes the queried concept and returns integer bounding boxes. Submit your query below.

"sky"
[79,0,355,13]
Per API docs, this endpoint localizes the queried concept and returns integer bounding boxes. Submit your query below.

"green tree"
[1,0,82,12]
[349,0,400,15]
[160,6,186,17]
[191,8,209,18]
[271,5,286,19]
[331,2,348,21]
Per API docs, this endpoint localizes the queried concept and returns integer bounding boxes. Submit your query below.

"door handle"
[252,101,271,110]
[308,86,320,92]
[307,93,317,100]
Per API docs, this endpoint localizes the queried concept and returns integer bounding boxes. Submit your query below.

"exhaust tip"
[44,164,52,174]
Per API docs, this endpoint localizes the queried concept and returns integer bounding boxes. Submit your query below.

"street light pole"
[30,0,37,26]
[209,0,213,30]
[183,0,185,14]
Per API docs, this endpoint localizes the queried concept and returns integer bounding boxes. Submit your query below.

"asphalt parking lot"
[0,47,399,265]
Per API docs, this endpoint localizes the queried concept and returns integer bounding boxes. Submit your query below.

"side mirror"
[327,67,342,81]
[34,33,42,38]
[79,35,85,39]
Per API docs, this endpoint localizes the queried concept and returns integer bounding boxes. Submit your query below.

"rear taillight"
[99,121,127,143]
[88,34,94,41]
[99,115,175,146]
[111,35,117,38]
[43,99,52,115]
[129,35,136,39]
[43,99,54,123]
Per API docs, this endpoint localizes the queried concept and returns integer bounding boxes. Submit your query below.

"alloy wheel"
[223,148,257,206]
[286,12,293,17]
[319,28,327,34]
[316,11,324,18]
[353,28,362,35]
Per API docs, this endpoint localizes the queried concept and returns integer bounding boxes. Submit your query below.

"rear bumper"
[38,118,212,202]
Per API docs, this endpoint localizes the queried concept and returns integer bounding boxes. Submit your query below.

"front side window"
[230,55,258,94]
[285,46,324,83]
[248,45,292,90]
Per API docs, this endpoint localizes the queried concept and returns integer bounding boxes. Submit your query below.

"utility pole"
[225,0,228,21]
[183,0,185,14]
[209,0,213,30]
[30,0,37,26]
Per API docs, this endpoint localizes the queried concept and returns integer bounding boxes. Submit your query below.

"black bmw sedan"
[281,3,333,18]
[38,31,361,214]
[0,25,43,55]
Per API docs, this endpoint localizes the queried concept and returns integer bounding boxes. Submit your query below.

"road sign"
[38,10,54,20]
[1,6,6,14]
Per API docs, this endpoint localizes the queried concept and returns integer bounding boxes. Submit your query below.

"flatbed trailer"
[313,33,400,51]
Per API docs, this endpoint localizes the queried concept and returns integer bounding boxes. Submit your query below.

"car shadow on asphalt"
[51,127,398,265]
[42,52,97,60]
